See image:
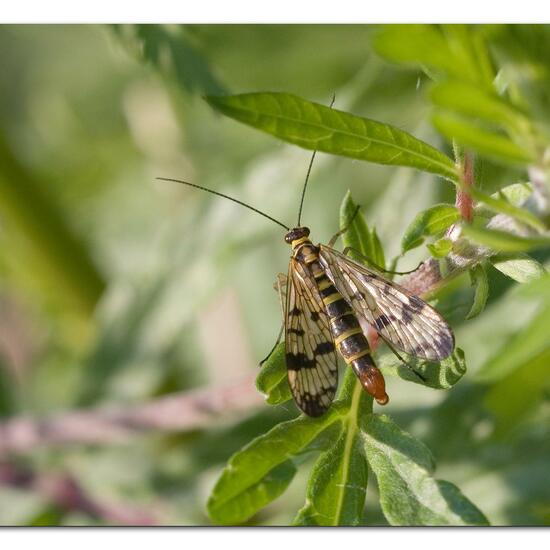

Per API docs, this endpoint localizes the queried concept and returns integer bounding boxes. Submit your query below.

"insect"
[158,153,454,417]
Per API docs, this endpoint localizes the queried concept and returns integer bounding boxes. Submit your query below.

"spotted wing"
[285,258,338,417]
[319,246,454,361]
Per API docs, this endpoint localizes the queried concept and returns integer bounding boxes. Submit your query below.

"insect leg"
[342,246,423,276]
[377,333,427,383]
[327,205,362,247]
[259,273,287,366]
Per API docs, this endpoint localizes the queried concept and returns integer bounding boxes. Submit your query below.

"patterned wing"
[285,258,338,417]
[319,246,454,361]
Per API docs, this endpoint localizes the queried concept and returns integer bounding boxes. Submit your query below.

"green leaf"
[476,303,550,383]
[373,25,465,80]
[432,111,535,165]
[378,348,467,390]
[293,370,372,526]
[498,182,534,207]
[255,342,292,405]
[207,93,458,182]
[293,420,367,526]
[431,80,531,136]
[401,204,460,253]
[340,191,385,268]
[112,24,226,96]
[209,460,296,526]
[469,186,546,233]
[490,254,546,283]
[466,264,489,319]
[0,359,17,416]
[427,237,453,258]
[461,224,550,252]
[484,347,550,435]
[363,414,489,526]
[207,407,342,524]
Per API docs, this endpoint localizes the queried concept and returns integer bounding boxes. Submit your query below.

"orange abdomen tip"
[359,366,389,406]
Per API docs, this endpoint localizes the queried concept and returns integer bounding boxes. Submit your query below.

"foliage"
[1,24,550,526]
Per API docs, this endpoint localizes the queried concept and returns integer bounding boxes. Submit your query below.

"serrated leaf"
[340,191,385,268]
[255,342,292,405]
[363,414,489,526]
[207,407,342,524]
[466,264,489,319]
[461,224,550,252]
[207,93,458,182]
[293,369,372,526]
[427,237,453,258]
[208,460,296,526]
[293,427,368,526]
[378,348,466,390]
[490,254,546,283]
[433,111,535,165]
[401,204,460,253]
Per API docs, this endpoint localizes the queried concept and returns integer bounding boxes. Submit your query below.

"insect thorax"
[292,241,320,266]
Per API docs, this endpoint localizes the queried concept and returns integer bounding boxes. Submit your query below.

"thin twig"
[0,372,262,457]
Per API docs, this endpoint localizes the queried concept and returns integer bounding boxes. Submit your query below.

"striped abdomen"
[310,260,389,405]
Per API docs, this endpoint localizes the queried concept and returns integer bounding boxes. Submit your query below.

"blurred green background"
[0,24,549,525]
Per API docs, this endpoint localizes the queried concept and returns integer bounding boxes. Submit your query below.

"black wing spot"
[289,305,301,316]
[374,314,392,331]
[314,341,335,356]
[288,327,305,336]
[310,311,320,322]
[286,352,316,370]
[401,307,414,324]
[408,295,426,313]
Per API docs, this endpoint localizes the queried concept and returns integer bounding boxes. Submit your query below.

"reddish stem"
[456,152,475,222]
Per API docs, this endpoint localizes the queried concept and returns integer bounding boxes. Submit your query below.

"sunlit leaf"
[490,254,546,283]
[401,204,460,253]
[293,368,372,526]
[207,407,342,524]
[293,422,367,526]
[207,93,459,182]
[427,237,453,258]
[255,342,292,405]
[363,414,489,526]
[378,348,466,390]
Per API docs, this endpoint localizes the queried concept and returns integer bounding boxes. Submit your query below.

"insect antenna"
[296,93,336,226]
[296,150,317,226]
[156,177,290,231]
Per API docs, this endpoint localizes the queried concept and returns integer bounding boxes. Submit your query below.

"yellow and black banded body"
[284,227,388,414]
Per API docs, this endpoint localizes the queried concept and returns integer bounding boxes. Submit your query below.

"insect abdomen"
[313,269,389,405]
